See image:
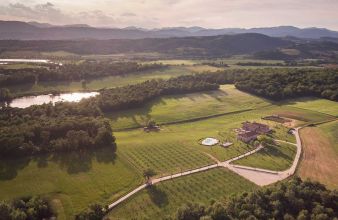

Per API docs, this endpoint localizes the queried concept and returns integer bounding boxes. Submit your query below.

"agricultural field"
[298,120,338,189]
[0,148,142,219]
[114,104,328,176]
[106,168,257,219]
[233,142,297,171]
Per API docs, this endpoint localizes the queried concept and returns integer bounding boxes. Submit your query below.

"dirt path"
[298,126,338,189]
[227,128,302,186]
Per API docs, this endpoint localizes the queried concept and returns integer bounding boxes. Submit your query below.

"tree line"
[0,61,164,87]
[163,68,337,101]
[175,177,338,220]
[233,68,338,101]
[0,196,54,220]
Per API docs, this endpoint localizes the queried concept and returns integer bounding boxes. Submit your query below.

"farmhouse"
[237,130,258,143]
[242,121,271,134]
[237,121,271,143]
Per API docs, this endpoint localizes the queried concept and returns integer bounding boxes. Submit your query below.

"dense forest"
[175,178,338,220]
[233,68,338,100]
[0,196,54,220]
[0,61,164,87]
[0,115,115,157]
[161,68,337,101]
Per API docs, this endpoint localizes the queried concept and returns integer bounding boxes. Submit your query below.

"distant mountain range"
[1,21,338,40]
[0,33,290,56]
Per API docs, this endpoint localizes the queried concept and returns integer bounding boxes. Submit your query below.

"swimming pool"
[201,137,219,146]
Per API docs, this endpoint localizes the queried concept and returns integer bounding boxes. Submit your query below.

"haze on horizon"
[0,0,338,30]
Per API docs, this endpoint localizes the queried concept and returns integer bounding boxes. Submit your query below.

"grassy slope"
[320,120,338,153]
[0,148,142,219]
[106,168,257,220]
[285,97,338,117]
[107,85,272,130]
[233,142,297,171]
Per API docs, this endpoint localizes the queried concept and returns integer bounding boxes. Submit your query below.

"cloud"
[0,0,337,29]
[0,2,117,26]
[121,12,137,17]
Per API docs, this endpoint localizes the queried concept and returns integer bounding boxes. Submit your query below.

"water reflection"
[9,92,99,108]
[0,59,49,63]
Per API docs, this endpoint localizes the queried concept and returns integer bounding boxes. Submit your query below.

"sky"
[0,0,338,30]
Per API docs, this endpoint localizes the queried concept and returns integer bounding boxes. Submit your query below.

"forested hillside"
[0,33,289,56]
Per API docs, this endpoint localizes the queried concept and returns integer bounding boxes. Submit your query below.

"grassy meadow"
[106,168,257,219]
[233,142,297,171]
[0,148,142,219]
[107,85,272,130]
[285,97,338,117]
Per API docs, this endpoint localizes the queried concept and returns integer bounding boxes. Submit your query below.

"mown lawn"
[0,148,142,219]
[233,142,297,171]
[106,168,257,220]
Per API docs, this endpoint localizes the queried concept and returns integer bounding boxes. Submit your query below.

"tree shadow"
[146,185,169,208]
[51,145,117,174]
[0,145,117,180]
[207,89,229,102]
[51,150,93,174]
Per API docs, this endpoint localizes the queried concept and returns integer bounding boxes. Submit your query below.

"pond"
[7,92,99,108]
[0,59,50,63]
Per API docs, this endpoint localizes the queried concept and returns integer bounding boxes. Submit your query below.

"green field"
[233,142,297,171]
[114,104,324,176]
[7,65,221,96]
[285,97,338,117]
[107,85,271,130]
[319,120,338,154]
[0,148,142,219]
[106,168,257,219]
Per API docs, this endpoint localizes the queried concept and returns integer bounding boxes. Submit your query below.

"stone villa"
[237,122,271,143]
